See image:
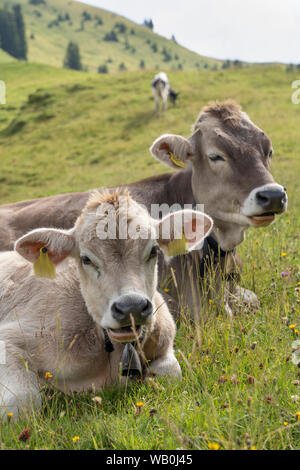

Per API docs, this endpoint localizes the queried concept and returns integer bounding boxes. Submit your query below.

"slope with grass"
[0,62,299,449]
[0,50,17,64]
[0,0,221,73]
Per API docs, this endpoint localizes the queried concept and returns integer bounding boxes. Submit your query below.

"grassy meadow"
[0,61,299,450]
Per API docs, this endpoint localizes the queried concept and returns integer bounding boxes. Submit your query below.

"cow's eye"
[268,149,273,158]
[209,154,225,162]
[148,245,159,261]
[81,256,92,265]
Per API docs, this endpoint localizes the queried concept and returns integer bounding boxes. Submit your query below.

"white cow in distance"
[0,190,213,420]
[152,72,179,116]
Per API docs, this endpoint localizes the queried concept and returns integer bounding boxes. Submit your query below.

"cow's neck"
[163,169,195,207]
[206,216,246,251]
[163,169,247,251]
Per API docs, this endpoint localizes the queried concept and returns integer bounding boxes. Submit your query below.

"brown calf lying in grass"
[0,190,213,420]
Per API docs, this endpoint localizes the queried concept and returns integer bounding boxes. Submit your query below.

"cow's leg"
[143,293,182,379]
[149,350,181,378]
[0,344,41,421]
[154,96,159,116]
[225,252,260,309]
[229,285,260,308]
[152,89,159,116]
[162,92,168,116]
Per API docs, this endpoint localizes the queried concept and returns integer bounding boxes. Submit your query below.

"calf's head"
[150,101,287,250]
[15,191,213,343]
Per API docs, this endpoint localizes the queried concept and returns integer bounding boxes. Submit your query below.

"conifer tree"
[63,41,82,71]
[0,10,18,58]
[13,4,27,60]
[0,5,27,60]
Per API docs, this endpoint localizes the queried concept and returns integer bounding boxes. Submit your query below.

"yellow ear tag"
[167,232,188,257]
[169,152,186,168]
[33,247,56,279]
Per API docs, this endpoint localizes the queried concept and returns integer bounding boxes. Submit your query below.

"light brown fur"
[0,192,188,420]
[195,100,243,127]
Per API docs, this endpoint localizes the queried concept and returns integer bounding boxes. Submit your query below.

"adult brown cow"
[0,101,287,318]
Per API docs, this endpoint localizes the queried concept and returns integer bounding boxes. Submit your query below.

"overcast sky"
[76,0,299,63]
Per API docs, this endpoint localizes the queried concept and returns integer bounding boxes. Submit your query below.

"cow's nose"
[111,294,153,325]
[255,189,287,212]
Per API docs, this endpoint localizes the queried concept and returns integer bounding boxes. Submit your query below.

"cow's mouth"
[107,325,143,343]
[247,212,275,226]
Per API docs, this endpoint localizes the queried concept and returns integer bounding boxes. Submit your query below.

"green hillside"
[0,62,298,204]
[0,62,299,449]
[0,0,221,73]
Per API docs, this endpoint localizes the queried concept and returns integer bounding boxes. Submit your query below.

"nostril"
[114,303,123,314]
[256,192,269,204]
[111,302,126,320]
[111,296,152,322]
[255,189,287,212]
[141,299,153,318]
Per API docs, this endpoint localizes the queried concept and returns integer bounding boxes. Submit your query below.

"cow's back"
[0,191,90,251]
[0,172,177,252]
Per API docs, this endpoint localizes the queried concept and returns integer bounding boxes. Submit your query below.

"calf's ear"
[155,210,213,259]
[150,134,194,170]
[14,228,75,265]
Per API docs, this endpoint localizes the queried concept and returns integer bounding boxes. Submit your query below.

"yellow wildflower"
[7,413,13,419]
[250,446,257,450]
[44,372,53,379]
[136,402,144,408]
[72,436,80,443]
[296,412,300,421]
[209,299,213,305]
[164,288,169,293]
[289,324,296,330]
[283,422,288,426]
[281,252,287,257]
[208,442,220,450]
